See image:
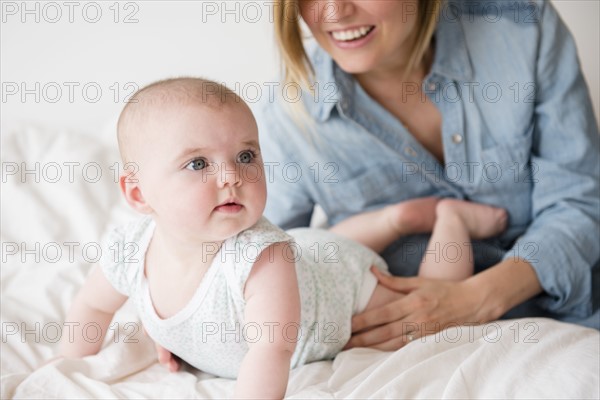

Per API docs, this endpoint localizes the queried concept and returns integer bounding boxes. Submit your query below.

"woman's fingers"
[371,266,421,292]
[350,298,407,333]
[369,333,416,351]
[344,318,418,349]
[346,278,481,351]
[345,321,405,349]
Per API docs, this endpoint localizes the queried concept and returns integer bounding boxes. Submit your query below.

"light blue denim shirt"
[256,0,599,325]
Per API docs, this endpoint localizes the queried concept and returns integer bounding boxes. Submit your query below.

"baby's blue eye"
[186,158,207,170]
[237,151,255,164]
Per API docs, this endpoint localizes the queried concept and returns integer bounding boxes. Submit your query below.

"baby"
[56,77,506,398]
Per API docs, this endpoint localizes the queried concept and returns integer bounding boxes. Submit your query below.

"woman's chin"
[333,57,378,76]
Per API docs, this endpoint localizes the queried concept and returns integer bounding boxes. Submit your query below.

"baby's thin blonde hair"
[117,77,244,163]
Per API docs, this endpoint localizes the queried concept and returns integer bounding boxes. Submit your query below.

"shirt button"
[451,134,463,144]
[426,82,436,91]
[404,146,417,157]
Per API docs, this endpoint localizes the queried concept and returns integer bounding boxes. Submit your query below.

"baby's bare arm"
[58,265,127,358]
[233,242,300,399]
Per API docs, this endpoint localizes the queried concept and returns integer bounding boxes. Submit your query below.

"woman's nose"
[311,0,355,24]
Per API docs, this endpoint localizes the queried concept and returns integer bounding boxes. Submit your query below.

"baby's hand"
[155,343,180,373]
[142,325,181,373]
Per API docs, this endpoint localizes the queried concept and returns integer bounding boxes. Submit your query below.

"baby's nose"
[218,162,241,187]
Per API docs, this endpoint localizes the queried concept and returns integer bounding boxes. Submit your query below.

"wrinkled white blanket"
[2,126,599,399]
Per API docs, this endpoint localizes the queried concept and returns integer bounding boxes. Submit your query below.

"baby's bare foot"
[387,197,439,236]
[435,199,507,239]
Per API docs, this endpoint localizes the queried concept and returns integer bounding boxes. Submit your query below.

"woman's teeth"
[331,26,374,42]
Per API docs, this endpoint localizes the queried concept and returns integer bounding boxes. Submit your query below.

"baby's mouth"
[214,201,243,213]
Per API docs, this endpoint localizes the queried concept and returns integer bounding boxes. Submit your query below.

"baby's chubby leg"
[419,199,508,280]
[434,199,508,240]
[329,197,439,253]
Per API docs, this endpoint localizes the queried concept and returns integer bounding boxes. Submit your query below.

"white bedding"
[2,125,599,399]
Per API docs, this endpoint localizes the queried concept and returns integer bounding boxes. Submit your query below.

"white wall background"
[552,0,599,124]
[2,0,598,140]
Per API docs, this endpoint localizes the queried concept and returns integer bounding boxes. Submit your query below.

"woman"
[255,0,599,350]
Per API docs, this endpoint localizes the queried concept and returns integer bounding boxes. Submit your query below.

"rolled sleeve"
[503,2,600,317]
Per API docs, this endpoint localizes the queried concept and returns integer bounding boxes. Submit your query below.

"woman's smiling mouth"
[328,25,376,48]
[330,25,375,42]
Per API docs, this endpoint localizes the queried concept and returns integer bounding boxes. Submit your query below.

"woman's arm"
[59,265,128,358]
[500,1,599,318]
[233,242,301,399]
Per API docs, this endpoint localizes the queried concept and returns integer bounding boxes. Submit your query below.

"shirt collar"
[306,15,474,122]
[429,15,474,82]
[302,41,339,122]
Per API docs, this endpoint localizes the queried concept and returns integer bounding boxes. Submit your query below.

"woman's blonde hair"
[274,0,443,90]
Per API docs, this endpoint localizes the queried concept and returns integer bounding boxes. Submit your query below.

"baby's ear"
[119,171,152,214]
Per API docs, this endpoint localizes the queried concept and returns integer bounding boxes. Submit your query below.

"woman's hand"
[346,257,541,351]
[344,267,488,350]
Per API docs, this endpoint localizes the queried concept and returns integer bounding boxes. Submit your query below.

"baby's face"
[133,100,267,243]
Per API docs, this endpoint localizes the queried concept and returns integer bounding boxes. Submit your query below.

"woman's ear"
[119,172,153,214]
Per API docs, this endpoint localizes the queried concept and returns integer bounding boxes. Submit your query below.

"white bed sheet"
[2,125,599,399]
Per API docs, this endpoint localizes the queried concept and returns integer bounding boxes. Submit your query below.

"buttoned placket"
[337,70,465,200]
[431,77,472,194]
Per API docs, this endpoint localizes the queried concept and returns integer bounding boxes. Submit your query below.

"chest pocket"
[471,124,534,237]
[320,161,437,224]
